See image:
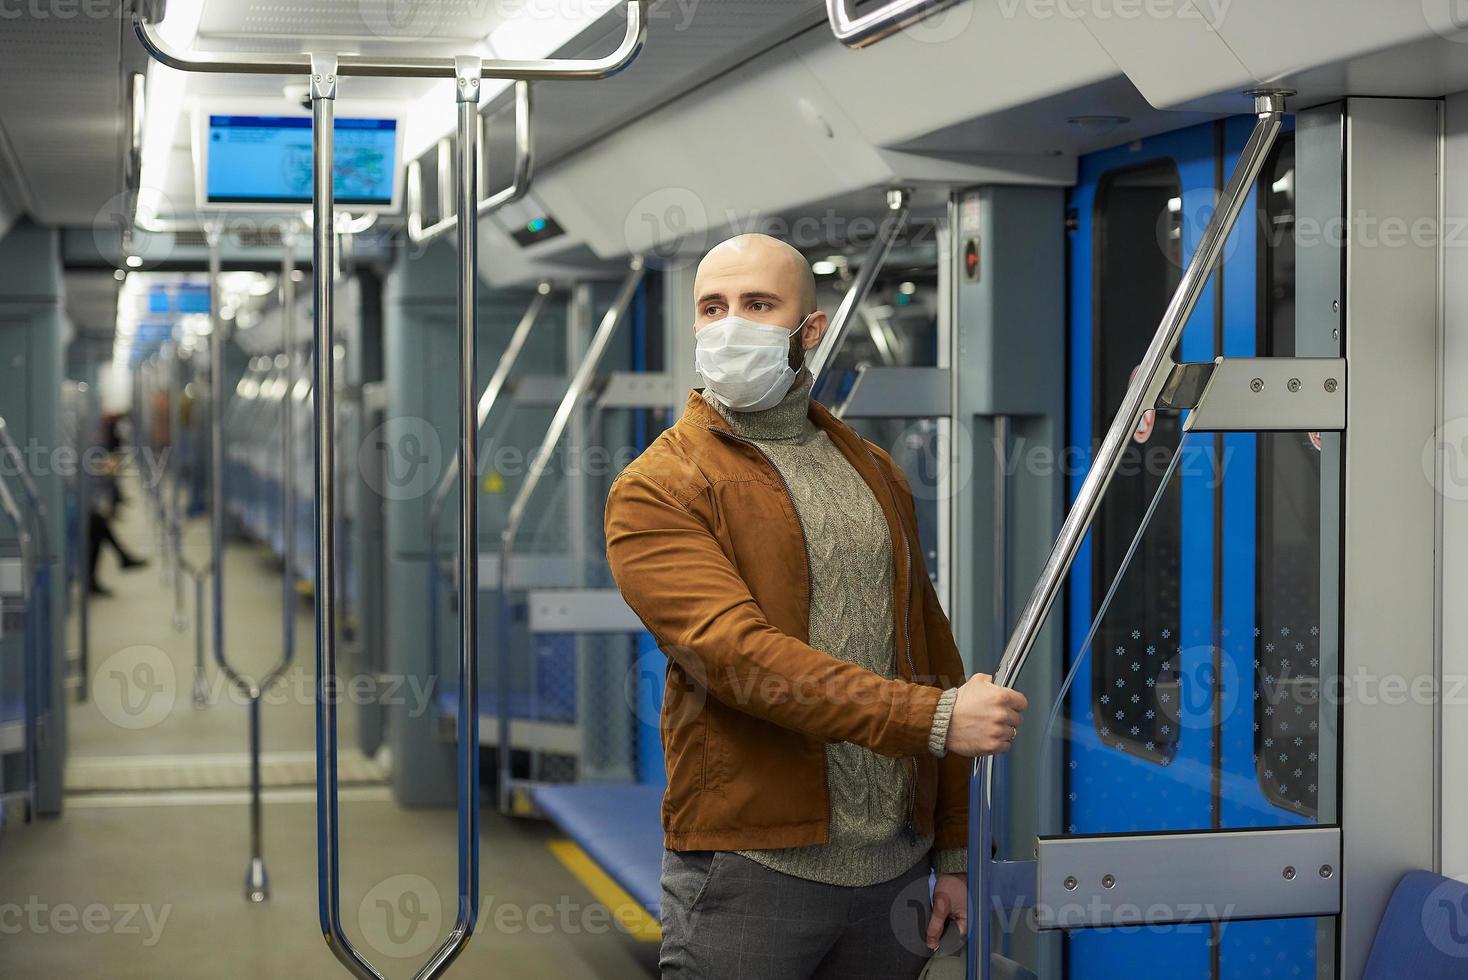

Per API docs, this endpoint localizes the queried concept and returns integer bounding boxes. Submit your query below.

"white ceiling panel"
[197,0,504,44]
[0,1,130,226]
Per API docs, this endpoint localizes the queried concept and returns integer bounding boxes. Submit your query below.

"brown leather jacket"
[604,390,970,853]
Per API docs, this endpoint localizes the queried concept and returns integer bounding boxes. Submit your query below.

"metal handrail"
[965,90,1289,980]
[495,258,644,806]
[133,4,647,80]
[0,419,52,564]
[0,428,38,815]
[807,188,910,386]
[135,3,650,971]
[825,0,966,49]
[408,81,534,245]
[425,285,553,692]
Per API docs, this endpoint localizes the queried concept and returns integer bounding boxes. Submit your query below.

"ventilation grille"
[169,228,284,249]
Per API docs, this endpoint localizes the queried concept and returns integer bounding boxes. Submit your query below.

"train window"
[1254,134,1320,817]
[1089,162,1184,765]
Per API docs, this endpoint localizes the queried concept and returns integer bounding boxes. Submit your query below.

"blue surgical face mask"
[694,312,810,412]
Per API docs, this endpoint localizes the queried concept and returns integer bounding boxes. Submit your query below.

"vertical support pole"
[307,54,371,977]
[281,225,297,676]
[75,377,93,702]
[206,225,226,676]
[450,54,482,951]
[246,693,266,901]
[192,567,208,707]
[169,343,187,633]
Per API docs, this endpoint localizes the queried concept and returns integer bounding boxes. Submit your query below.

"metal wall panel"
[1339,96,1442,975]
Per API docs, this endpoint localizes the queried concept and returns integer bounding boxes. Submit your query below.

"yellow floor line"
[547,838,662,943]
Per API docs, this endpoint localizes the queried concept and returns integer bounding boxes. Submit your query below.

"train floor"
[0,475,660,980]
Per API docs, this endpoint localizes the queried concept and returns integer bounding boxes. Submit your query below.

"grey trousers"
[659,849,933,980]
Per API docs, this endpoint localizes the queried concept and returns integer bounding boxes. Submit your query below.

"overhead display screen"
[204,115,398,208]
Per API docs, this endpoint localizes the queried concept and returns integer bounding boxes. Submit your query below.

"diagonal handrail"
[807,188,910,388]
[426,285,553,697]
[965,90,1290,980]
[495,259,645,809]
[0,426,38,815]
[409,81,534,245]
[825,0,967,49]
[135,4,648,975]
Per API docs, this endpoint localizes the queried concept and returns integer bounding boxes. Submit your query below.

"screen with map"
[205,115,398,208]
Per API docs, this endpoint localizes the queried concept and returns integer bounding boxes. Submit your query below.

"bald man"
[605,235,1027,980]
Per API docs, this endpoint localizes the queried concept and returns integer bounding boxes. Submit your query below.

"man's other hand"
[926,873,968,950]
[945,673,1028,756]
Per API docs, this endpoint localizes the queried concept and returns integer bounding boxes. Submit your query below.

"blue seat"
[1363,870,1468,978]
[533,782,665,918]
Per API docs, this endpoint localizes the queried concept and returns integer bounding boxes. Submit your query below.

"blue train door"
[1063,117,1328,978]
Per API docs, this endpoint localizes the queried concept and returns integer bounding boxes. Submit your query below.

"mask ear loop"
[788,311,813,371]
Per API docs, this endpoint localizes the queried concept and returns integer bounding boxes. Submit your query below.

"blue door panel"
[1066,115,1316,979]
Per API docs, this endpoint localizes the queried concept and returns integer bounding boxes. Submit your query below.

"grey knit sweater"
[705,370,965,886]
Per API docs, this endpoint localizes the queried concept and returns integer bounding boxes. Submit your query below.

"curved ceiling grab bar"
[825,0,967,48]
[409,80,535,245]
[133,4,647,80]
[131,5,650,978]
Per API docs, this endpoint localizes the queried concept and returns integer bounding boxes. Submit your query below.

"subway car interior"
[1,0,1468,977]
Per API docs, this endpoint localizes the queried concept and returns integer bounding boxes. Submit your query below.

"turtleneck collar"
[701,367,816,444]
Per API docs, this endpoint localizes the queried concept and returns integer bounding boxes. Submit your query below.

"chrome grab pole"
[426,285,552,691]
[206,230,302,903]
[807,188,910,387]
[168,344,188,634]
[408,80,534,245]
[307,59,378,977]
[74,380,93,701]
[964,90,1289,980]
[131,4,650,973]
[440,59,484,978]
[206,225,227,684]
[825,0,967,49]
[495,259,645,808]
[280,225,298,689]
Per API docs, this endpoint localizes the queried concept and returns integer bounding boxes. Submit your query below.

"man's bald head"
[692,234,828,362]
[696,234,816,316]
